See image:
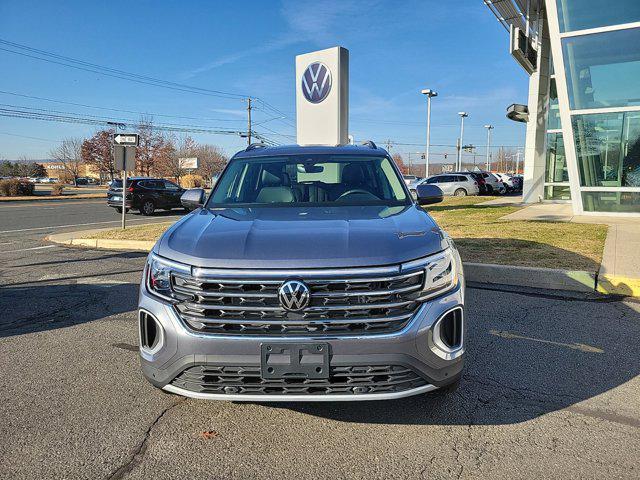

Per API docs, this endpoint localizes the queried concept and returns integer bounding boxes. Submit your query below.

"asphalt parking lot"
[0,199,639,479]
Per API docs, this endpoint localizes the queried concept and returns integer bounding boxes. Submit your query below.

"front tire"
[141,200,155,216]
[454,188,467,197]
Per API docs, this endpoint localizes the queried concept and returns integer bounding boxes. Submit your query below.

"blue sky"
[0,0,528,160]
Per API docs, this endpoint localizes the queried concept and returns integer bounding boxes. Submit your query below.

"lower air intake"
[171,365,427,396]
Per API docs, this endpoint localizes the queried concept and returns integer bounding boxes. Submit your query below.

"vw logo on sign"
[301,62,332,104]
[278,280,311,311]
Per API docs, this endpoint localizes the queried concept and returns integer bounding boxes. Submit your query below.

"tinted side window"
[164,181,180,190]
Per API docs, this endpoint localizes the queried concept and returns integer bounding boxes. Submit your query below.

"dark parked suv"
[138,143,465,401]
[107,177,185,215]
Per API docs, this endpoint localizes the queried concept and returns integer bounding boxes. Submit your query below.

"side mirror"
[416,184,443,205]
[181,188,205,210]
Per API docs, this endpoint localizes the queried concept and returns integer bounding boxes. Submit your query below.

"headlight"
[146,253,190,301]
[418,247,459,301]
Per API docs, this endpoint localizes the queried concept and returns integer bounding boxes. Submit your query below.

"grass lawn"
[82,197,608,272]
[425,196,607,271]
[84,222,174,241]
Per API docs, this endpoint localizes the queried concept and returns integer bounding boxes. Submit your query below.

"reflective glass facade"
[563,28,640,110]
[582,191,640,213]
[547,79,561,130]
[552,1,640,214]
[557,0,640,32]
[545,133,569,183]
[573,112,640,188]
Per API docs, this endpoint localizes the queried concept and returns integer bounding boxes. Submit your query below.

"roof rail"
[361,140,377,149]
[245,143,268,152]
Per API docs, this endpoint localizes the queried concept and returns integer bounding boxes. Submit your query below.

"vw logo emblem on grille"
[278,280,311,311]
[301,62,332,104]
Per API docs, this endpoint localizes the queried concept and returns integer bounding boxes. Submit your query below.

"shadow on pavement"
[266,243,639,425]
[455,237,602,273]
[0,283,138,338]
[15,251,148,269]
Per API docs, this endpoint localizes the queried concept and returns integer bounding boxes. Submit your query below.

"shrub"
[51,183,65,196]
[0,178,35,196]
[181,174,205,188]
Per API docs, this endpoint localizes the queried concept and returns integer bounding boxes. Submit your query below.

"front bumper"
[138,280,465,402]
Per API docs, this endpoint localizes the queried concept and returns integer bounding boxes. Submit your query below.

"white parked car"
[403,174,418,186]
[419,173,480,197]
[480,172,506,194]
[494,173,515,192]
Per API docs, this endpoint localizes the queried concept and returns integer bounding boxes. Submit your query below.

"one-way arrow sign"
[113,133,139,146]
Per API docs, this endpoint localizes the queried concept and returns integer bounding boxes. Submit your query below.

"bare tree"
[82,129,115,182]
[50,138,83,185]
[392,153,407,174]
[196,144,227,183]
[135,117,172,176]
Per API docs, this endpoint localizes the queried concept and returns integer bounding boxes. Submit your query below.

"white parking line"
[0,245,58,254]
[0,217,180,234]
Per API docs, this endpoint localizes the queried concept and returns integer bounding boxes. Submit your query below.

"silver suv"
[138,143,466,401]
[420,174,480,197]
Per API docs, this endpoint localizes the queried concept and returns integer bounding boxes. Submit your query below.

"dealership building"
[486,0,640,215]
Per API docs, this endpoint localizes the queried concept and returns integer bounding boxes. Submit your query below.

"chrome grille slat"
[171,364,428,396]
[178,311,414,326]
[172,267,425,336]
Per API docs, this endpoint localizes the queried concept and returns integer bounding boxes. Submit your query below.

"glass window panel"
[545,133,569,183]
[582,191,640,213]
[544,185,572,200]
[573,112,640,187]
[547,79,561,130]
[562,28,640,110]
[557,0,640,32]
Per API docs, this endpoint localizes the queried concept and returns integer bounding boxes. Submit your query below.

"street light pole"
[484,124,494,171]
[421,89,437,177]
[457,112,468,171]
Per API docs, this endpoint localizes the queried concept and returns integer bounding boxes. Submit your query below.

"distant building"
[40,161,101,182]
[486,0,640,215]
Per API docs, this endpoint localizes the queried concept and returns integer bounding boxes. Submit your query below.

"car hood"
[156,205,447,269]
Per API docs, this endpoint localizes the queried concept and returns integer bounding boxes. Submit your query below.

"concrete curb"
[48,229,637,296]
[0,194,105,202]
[597,274,640,297]
[47,228,156,252]
[463,262,597,293]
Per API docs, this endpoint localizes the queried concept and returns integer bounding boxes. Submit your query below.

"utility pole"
[421,89,437,178]
[457,112,468,171]
[515,150,521,174]
[484,124,494,171]
[385,139,393,153]
[246,97,252,146]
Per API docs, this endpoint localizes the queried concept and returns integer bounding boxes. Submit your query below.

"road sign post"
[112,134,139,229]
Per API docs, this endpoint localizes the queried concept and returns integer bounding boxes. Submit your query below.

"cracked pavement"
[0,199,639,479]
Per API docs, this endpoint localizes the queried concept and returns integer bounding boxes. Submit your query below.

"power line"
[0,39,247,100]
[0,89,253,123]
[0,39,297,127]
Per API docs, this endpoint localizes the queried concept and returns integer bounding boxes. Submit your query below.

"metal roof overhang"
[484,0,542,36]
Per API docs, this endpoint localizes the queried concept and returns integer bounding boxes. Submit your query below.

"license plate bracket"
[260,343,329,379]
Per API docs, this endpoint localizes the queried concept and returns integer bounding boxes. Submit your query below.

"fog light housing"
[139,310,164,355]
[429,306,464,360]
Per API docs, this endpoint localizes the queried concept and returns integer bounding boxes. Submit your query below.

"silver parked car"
[419,174,480,197]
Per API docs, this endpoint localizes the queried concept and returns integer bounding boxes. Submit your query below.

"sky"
[0,0,528,161]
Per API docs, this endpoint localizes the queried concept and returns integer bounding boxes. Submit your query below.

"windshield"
[207,154,409,207]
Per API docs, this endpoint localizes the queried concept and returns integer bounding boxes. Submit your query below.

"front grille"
[171,268,425,336]
[171,365,427,396]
